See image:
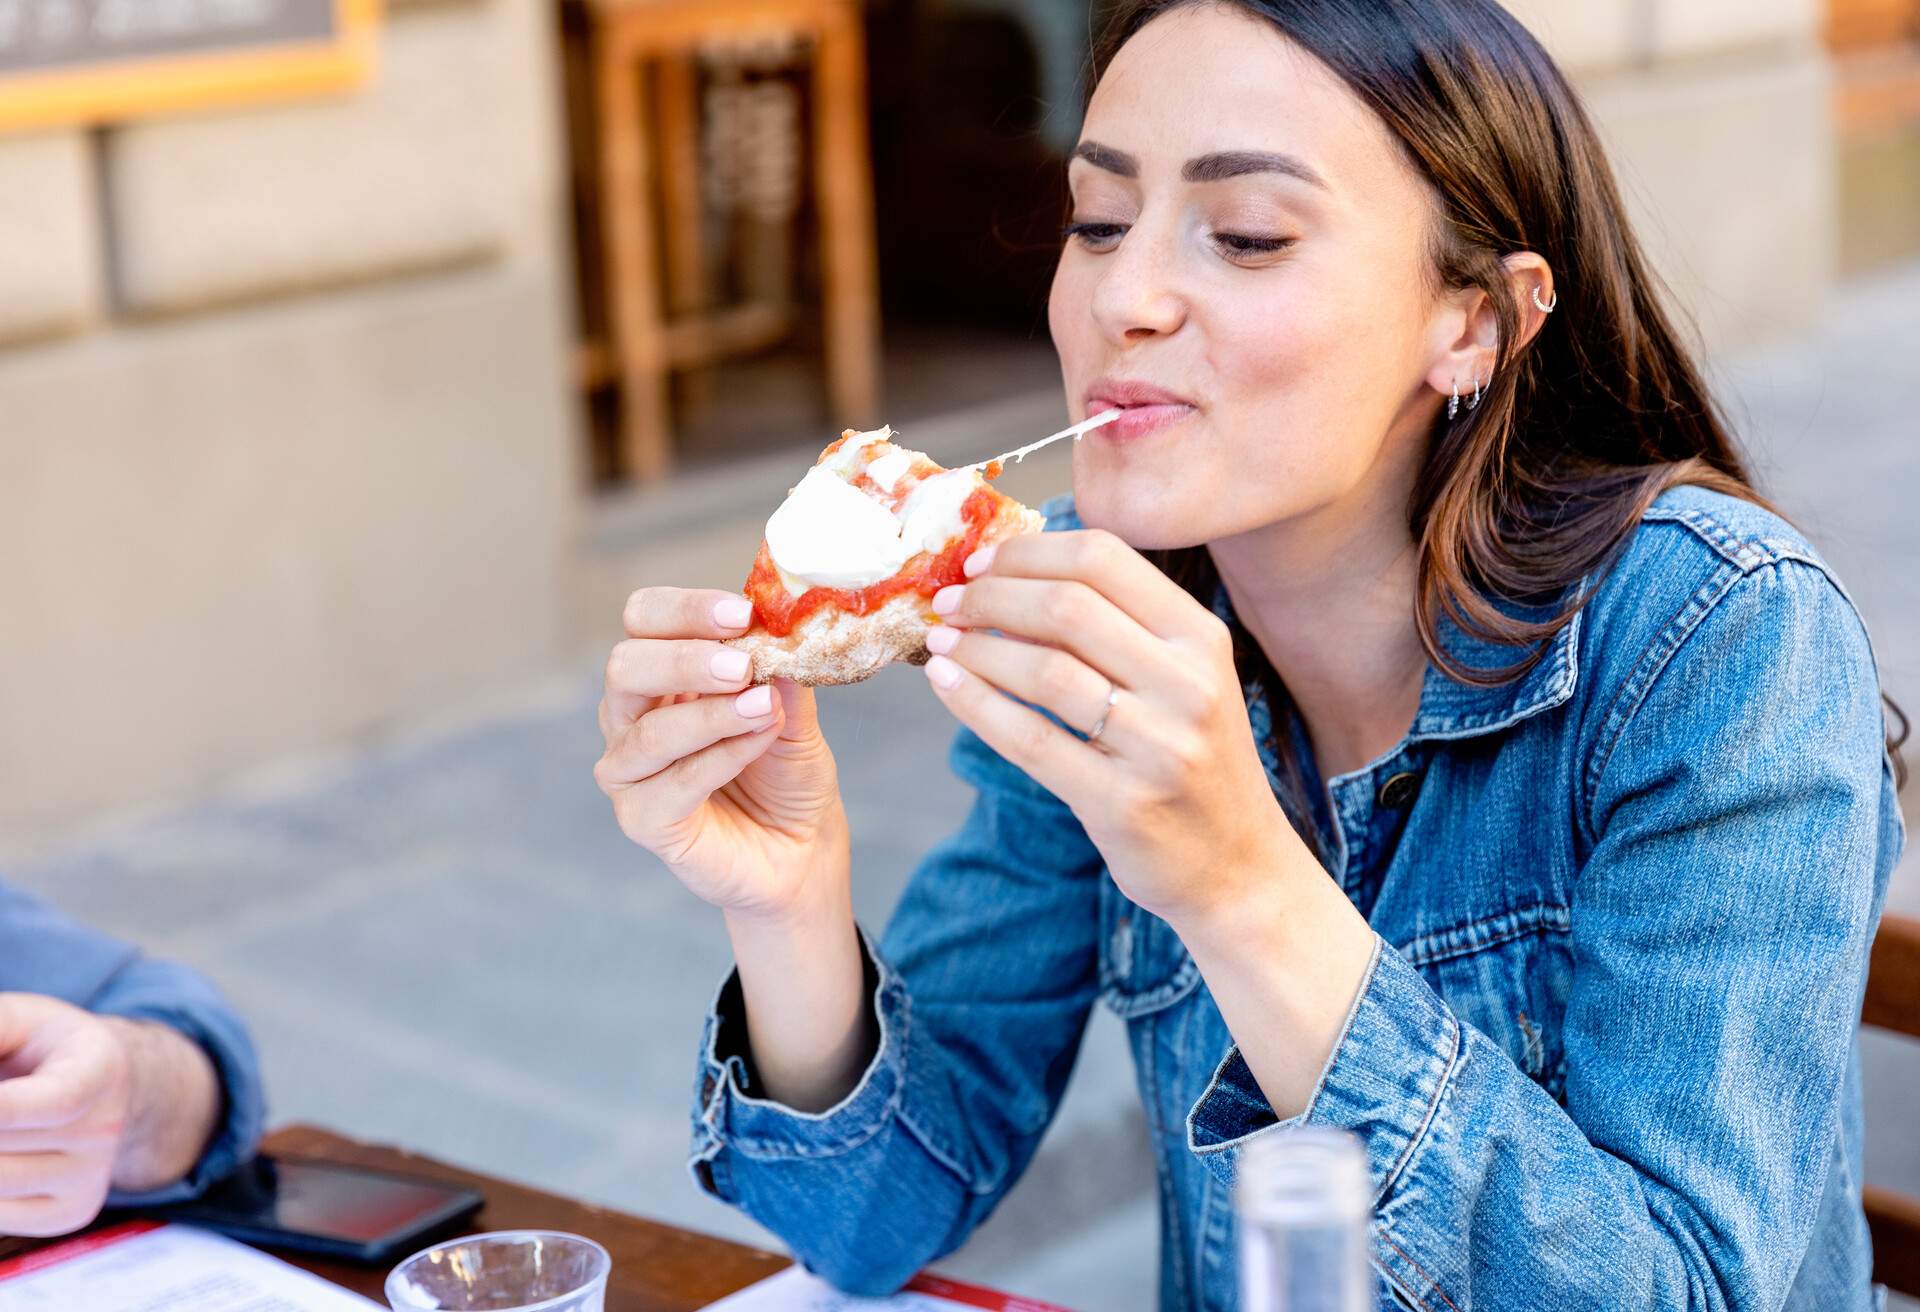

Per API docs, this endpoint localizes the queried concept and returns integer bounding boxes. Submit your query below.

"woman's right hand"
[595,588,849,920]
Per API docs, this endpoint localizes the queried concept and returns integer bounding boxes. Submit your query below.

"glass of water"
[1235,1127,1373,1312]
[386,1230,611,1312]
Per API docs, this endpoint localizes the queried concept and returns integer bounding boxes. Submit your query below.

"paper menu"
[0,1221,382,1311]
[701,1265,1075,1312]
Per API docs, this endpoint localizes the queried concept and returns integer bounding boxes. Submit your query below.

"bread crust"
[729,498,1044,686]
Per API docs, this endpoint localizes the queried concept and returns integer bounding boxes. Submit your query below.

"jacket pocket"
[1399,902,1573,1100]
[1097,877,1201,1019]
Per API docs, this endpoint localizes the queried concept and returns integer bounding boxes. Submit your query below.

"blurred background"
[1,0,1917,1306]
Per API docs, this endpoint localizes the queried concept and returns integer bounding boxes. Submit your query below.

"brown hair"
[1089,0,1909,812]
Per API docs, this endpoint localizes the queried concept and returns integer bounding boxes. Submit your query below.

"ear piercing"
[1448,373,1487,420]
[1532,285,1558,313]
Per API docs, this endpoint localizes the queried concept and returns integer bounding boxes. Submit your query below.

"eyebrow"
[1071,140,1329,191]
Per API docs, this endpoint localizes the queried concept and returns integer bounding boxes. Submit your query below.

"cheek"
[1225,267,1421,457]
[1204,288,1370,477]
[1047,259,1090,376]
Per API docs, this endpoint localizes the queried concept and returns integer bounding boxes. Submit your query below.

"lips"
[1085,378,1198,442]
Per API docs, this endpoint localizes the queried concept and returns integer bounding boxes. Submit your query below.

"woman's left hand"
[922,529,1297,931]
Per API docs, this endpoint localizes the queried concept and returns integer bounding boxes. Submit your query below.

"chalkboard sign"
[0,0,379,131]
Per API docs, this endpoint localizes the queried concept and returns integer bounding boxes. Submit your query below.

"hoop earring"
[1532,286,1558,313]
[1448,377,1460,420]
[1469,375,1484,411]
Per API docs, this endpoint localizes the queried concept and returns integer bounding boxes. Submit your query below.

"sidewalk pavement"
[3,262,1917,1310]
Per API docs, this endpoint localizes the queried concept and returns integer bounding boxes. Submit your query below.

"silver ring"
[1086,687,1121,744]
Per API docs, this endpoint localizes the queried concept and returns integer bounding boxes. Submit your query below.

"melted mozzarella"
[818,425,894,478]
[766,466,914,589]
[897,468,978,555]
[765,441,984,592]
[865,448,915,494]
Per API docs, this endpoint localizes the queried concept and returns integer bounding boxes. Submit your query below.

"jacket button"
[1377,771,1422,808]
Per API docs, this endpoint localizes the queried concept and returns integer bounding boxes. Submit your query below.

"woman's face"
[1049,3,1453,551]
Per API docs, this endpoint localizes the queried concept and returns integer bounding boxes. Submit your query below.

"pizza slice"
[726,426,1045,686]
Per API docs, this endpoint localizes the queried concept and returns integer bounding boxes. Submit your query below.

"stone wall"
[0,0,577,835]
[1506,0,1835,353]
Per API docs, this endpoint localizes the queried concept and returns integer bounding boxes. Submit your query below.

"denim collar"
[1211,583,1582,749]
[1408,603,1582,741]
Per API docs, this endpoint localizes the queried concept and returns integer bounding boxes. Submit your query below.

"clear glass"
[385,1230,611,1312]
[1235,1127,1373,1312]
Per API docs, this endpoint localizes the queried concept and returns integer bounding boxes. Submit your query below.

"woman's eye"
[1062,221,1127,250]
[1213,232,1295,259]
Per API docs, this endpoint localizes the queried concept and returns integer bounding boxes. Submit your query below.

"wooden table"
[262,1123,790,1310]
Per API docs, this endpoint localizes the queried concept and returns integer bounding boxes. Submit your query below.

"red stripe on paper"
[0,1220,165,1282]
[906,1272,1077,1312]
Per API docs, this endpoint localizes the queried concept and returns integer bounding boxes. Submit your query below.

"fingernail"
[711,648,751,682]
[713,597,753,629]
[925,655,964,690]
[932,585,964,616]
[964,545,997,578]
[925,624,960,656]
[735,685,774,718]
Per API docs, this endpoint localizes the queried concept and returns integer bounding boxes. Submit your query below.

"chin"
[1068,474,1216,553]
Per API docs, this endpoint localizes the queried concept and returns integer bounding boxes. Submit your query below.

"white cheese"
[818,425,894,478]
[765,465,914,590]
[898,468,980,556]
[865,447,915,494]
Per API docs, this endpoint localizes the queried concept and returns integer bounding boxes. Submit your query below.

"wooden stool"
[582,0,882,483]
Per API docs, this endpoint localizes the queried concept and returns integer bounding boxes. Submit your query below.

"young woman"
[594,1,1907,1306]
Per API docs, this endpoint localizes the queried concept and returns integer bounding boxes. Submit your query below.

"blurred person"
[596,1,1907,1308]
[0,882,263,1237]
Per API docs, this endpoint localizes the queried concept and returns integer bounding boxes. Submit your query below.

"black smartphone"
[126,1154,485,1265]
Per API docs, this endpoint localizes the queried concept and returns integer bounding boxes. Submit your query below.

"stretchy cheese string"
[962,409,1124,473]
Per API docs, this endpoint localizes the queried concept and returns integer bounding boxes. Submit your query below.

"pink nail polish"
[713,597,753,629]
[932,585,964,616]
[925,625,960,656]
[711,649,751,681]
[964,545,997,578]
[926,655,963,690]
[735,685,774,718]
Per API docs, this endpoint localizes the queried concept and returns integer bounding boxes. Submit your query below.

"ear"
[1422,252,1558,403]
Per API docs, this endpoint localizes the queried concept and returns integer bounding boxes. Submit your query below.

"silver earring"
[1469,375,1484,411]
[1532,286,1558,313]
[1448,377,1460,420]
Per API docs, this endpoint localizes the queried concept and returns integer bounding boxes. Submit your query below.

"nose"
[1089,219,1188,346]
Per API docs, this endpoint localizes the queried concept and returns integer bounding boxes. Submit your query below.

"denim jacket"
[689,484,1904,1311]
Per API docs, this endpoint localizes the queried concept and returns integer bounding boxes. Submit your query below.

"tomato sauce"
[746,485,1002,637]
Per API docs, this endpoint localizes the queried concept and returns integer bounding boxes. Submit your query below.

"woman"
[594,1,1907,1307]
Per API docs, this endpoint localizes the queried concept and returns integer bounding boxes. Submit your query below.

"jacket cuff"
[100,1000,267,1207]
[1186,936,1463,1206]
[690,927,908,1198]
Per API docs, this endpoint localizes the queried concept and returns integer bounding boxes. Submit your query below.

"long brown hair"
[1089,0,1909,810]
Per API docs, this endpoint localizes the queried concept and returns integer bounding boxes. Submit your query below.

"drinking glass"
[1235,1127,1373,1312]
[386,1230,611,1312]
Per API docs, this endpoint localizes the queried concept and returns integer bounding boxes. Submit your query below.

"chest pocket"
[1400,902,1573,1100]
[1097,878,1201,1018]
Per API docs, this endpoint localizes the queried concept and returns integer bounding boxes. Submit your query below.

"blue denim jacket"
[690,485,1904,1311]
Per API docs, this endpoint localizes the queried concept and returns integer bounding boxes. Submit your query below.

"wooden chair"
[576,0,882,484]
[1865,910,1920,1297]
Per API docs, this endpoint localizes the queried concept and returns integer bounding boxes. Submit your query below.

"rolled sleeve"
[93,957,268,1207]
[681,723,1107,1297]
[0,881,265,1207]
[691,928,907,1195]
[1186,936,1463,1207]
